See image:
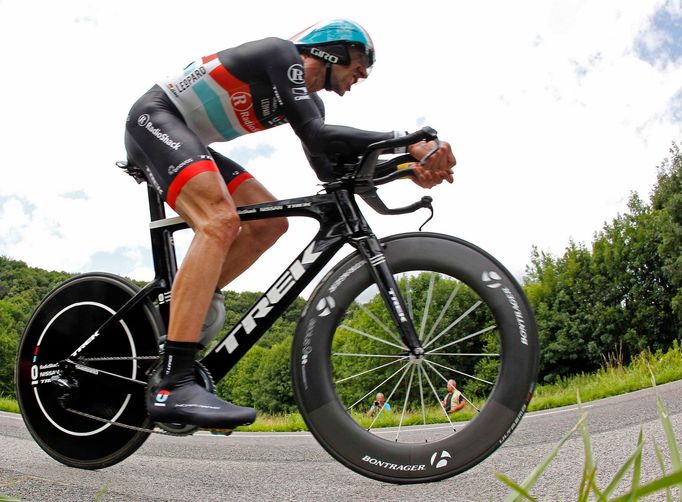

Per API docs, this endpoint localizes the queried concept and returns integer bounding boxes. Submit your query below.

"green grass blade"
[657,393,681,470]
[602,430,645,498]
[626,428,645,502]
[611,470,682,501]
[578,466,599,502]
[94,482,109,501]
[495,473,537,502]
[501,415,585,502]
[577,392,596,498]
[651,367,682,495]
[577,392,595,475]
[652,440,673,502]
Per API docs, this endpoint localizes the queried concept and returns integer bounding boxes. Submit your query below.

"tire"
[291,233,539,484]
[15,273,162,469]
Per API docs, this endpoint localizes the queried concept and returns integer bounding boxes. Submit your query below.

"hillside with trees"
[0,144,680,413]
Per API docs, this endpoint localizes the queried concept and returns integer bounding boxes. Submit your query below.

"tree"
[525,143,681,382]
[652,143,682,327]
[0,257,71,397]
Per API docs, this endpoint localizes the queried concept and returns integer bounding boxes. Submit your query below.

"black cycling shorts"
[124,85,253,209]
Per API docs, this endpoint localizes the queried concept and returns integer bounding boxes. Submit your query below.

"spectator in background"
[368,393,391,416]
[441,379,466,414]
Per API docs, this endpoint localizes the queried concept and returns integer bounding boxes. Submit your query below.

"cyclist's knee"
[269,216,289,242]
[245,217,288,250]
[196,207,241,247]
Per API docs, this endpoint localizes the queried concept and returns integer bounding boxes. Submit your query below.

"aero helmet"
[291,18,375,68]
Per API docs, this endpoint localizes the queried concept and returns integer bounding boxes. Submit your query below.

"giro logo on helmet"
[310,47,339,64]
[291,18,376,68]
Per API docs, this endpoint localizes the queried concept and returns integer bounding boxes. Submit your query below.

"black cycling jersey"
[124,37,396,208]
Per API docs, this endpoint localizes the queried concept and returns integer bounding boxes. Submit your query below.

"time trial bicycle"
[15,127,539,484]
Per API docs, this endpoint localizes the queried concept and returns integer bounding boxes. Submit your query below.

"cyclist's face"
[332,50,370,96]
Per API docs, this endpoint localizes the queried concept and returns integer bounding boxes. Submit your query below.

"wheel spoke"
[424,359,482,412]
[332,352,405,359]
[358,304,404,346]
[395,365,416,442]
[425,358,493,386]
[422,281,461,346]
[335,355,409,385]
[345,361,409,411]
[425,325,496,354]
[420,363,457,431]
[339,324,406,351]
[368,363,411,430]
[417,365,427,425]
[426,352,499,357]
[423,300,482,350]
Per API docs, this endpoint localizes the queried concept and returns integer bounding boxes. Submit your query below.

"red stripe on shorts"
[166,160,219,209]
[227,172,253,194]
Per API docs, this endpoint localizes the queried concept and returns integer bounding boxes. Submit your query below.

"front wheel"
[291,233,539,484]
[15,273,162,469]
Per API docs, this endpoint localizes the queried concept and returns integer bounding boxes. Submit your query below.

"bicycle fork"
[353,235,424,357]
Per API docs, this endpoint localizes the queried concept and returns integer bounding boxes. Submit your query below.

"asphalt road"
[1,380,681,501]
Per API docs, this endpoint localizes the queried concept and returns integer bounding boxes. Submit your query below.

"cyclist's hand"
[409,164,453,188]
[407,140,456,188]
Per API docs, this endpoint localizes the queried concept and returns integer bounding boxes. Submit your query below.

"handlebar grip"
[366,126,439,154]
[363,193,433,216]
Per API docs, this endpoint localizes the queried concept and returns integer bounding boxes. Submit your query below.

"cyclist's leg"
[209,149,289,288]
[171,171,239,342]
[152,172,255,428]
[124,87,255,428]
[218,180,288,286]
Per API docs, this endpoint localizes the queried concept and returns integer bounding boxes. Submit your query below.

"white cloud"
[1,0,681,292]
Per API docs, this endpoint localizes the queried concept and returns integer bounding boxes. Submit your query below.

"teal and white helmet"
[291,19,375,68]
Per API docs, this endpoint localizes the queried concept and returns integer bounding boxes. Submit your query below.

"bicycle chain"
[64,354,176,435]
[65,407,232,437]
[64,407,173,435]
[64,359,230,437]
[79,356,160,362]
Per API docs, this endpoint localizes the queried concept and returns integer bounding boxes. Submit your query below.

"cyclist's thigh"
[208,147,280,205]
[230,177,279,206]
[124,86,219,209]
[207,147,258,198]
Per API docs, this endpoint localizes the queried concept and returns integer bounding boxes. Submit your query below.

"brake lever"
[418,197,434,231]
[419,139,441,166]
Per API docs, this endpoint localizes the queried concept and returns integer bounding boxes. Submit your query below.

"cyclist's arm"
[265,40,397,176]
[300,94,336,181]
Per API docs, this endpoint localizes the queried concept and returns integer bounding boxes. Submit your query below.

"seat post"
[147,184,167,222]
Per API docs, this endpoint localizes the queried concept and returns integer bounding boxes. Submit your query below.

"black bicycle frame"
[64,177,424,391]
[145,180,425,384]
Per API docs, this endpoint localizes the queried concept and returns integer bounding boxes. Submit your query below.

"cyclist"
[124,18,457,429]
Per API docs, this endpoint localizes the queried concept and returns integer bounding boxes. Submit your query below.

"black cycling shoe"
[148,381,256,429]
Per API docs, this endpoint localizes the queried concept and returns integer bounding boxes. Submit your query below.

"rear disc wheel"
[15,273,162,469]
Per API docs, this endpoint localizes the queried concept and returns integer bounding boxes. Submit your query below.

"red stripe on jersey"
[167,160,219,209]
[202,54,218,64]
[208,65,266,134]
[227,172,254,194]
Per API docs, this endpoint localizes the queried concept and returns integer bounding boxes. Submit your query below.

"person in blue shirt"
[368,393,391,416]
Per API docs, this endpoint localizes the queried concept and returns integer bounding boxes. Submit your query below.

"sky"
[0,0,681,295]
